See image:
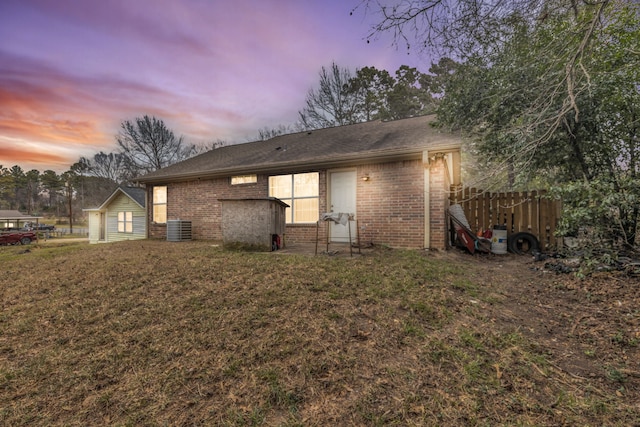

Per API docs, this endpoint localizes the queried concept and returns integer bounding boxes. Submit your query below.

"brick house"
[136,115,461,250]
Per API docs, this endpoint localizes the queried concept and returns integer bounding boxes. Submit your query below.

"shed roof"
[119,187,146,208]
[136,115,461,184]
[83,187,146,212]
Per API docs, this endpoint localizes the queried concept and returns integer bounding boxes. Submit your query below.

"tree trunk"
[564,119,591,180]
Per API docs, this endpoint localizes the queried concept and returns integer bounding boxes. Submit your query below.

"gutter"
[136,143,461,185]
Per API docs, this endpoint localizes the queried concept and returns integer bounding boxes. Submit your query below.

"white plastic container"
[491,226,508,254]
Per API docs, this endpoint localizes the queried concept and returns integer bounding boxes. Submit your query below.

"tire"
[20,237,32,245]
[508,232,539,255]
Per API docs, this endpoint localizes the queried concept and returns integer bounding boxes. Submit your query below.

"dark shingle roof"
[136,115,460,184]
[85,187,146,211]
[119,187,146,208]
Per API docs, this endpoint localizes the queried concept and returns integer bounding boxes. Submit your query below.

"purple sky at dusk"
[0,0,430,173]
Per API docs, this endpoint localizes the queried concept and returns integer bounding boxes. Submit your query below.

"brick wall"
[147,157,452,249]
[355,160,425,248]
[146,176,270,240]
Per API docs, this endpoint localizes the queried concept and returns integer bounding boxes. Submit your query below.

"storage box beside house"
[219,198,288,251]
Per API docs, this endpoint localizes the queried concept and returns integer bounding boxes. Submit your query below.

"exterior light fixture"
[362,175,370,181]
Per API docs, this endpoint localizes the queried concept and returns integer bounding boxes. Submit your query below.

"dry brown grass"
[0,240,638,426]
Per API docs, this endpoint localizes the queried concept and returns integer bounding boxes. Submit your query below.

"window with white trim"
[153,186,167,224]
[269,172,319,223]
[118,211,133,233]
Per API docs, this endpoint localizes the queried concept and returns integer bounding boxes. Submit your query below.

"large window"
[118,211,133,233]
[153,186,167,224]
[269,172,319,223]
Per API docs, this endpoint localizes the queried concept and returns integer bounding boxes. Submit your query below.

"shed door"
[329,170,356,242]
[99,212,106,241]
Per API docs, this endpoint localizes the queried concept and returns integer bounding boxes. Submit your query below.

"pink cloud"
[0,145,71,171]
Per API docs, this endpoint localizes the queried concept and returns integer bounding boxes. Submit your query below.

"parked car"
[22,222,55,231]
[0,231,37,245]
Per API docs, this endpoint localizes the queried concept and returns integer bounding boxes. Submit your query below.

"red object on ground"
[0,231,37,245]
[456,228,476,254]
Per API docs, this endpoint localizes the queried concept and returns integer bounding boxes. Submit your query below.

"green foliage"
[386,65,437,119]
[0,164,84,218]
[432,1,640,254]
[437,2,639,181]
[0,166,14,209]
[549,176,640,248]
[344,66,395,121]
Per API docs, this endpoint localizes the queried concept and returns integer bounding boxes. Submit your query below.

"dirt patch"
[440,249,640,397]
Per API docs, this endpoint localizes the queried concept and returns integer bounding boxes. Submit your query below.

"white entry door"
[329,170,356,242]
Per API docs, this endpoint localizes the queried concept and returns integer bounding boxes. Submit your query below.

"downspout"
[145,187,149,239]
[423,150,431,249]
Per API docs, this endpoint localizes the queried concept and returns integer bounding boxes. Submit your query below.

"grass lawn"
[0,240,638,426]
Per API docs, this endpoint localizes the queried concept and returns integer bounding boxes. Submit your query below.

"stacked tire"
[507,232,540,255]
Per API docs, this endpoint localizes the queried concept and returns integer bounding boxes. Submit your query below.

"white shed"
[84,187,147,244]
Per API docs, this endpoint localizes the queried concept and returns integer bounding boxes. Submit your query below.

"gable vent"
[167,220,192,242]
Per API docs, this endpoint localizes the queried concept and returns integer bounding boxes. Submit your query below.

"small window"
[118,211,133,233]
[153,186,167,224]
[231,174,257,185]
[269,172,319,223]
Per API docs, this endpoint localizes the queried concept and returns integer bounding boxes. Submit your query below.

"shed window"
[153,186,167,224]
[118,211,133,233]
[269,172,318,223]
[231,174,257,185]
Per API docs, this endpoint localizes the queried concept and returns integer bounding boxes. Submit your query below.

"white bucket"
[491,227,508,254]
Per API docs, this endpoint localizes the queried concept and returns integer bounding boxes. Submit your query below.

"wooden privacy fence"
[449,186,562,250]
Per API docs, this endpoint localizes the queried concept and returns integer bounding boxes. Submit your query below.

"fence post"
[530,191,539,237]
